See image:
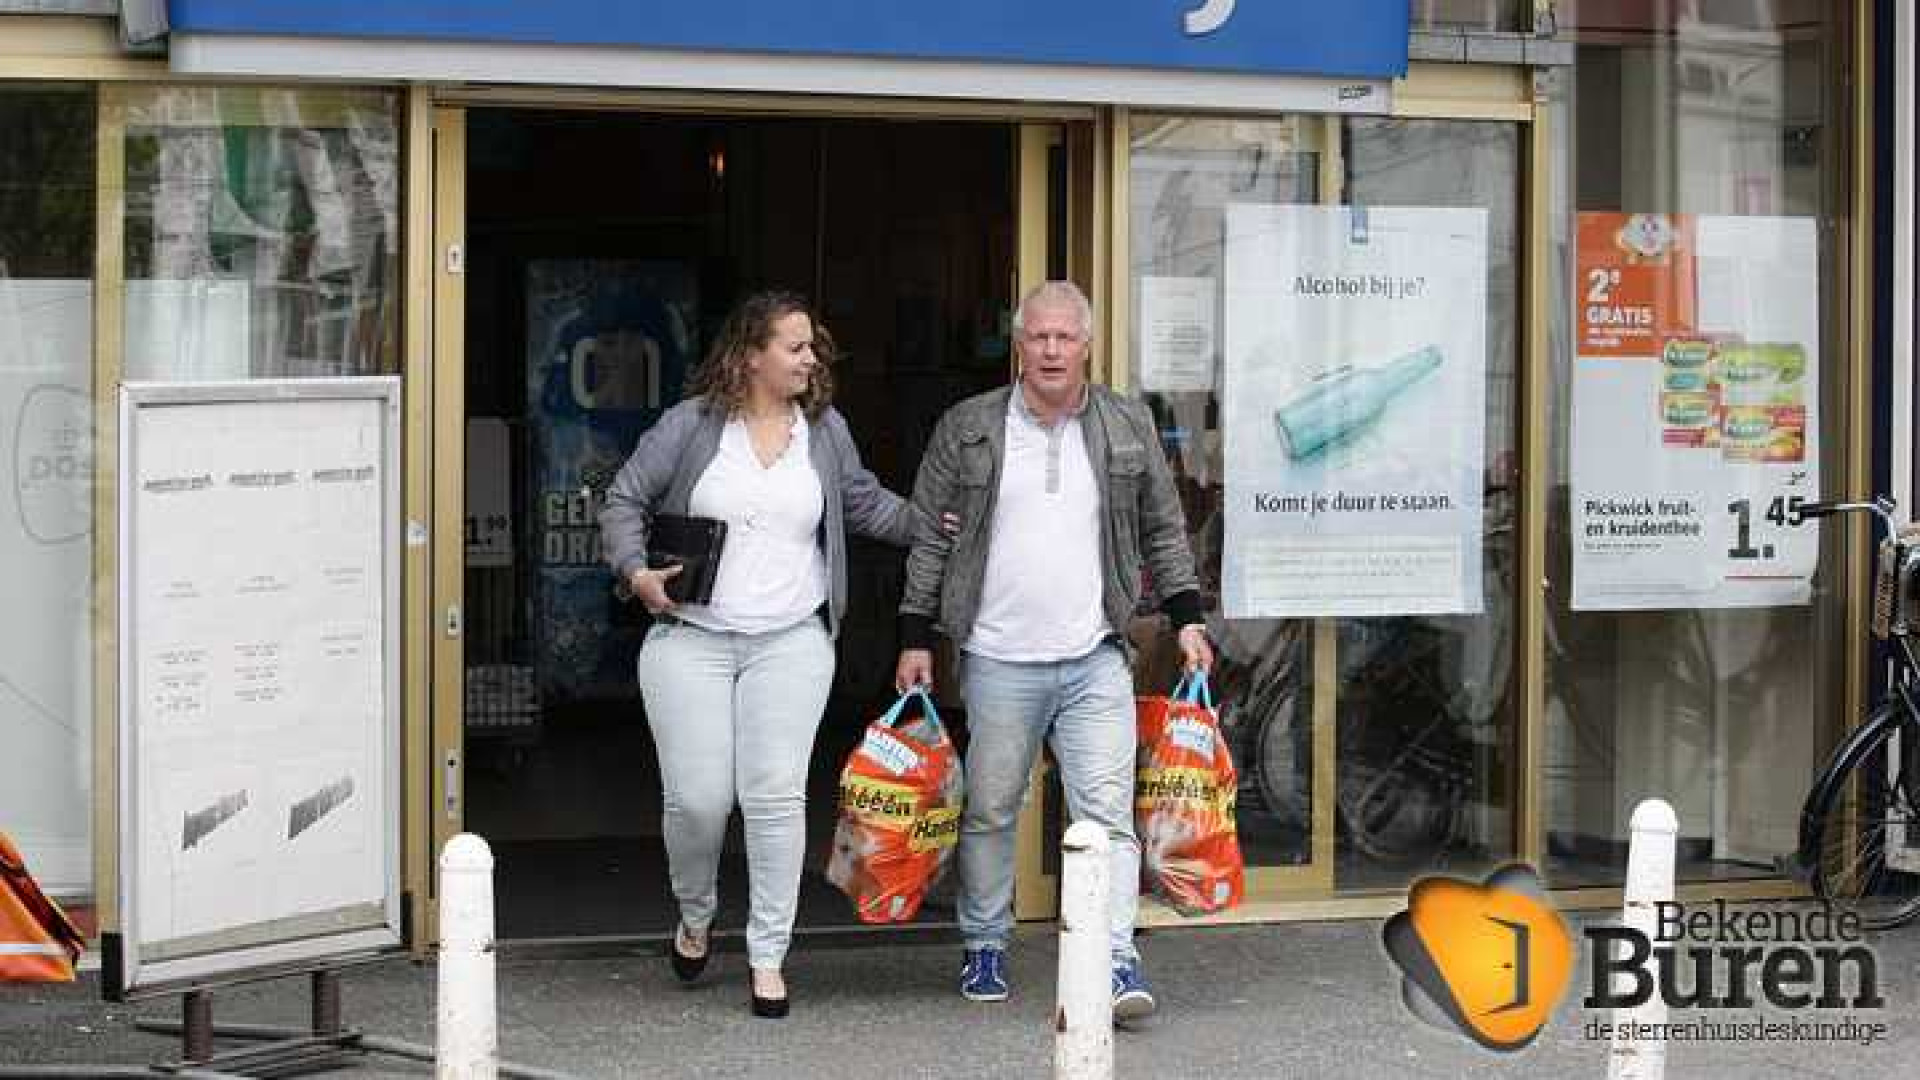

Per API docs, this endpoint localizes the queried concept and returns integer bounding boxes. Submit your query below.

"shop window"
[1545,2,1850,887]
[1126,114,1519,894]
[1409,0,1530,33]
[120,87,400,379]
[0,83,97,907]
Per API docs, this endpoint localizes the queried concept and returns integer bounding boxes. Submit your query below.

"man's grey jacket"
[897,383,1204,651]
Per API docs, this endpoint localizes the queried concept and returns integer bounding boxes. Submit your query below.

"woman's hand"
[627,564,683,614]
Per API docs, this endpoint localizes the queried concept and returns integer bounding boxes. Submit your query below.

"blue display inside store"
[166,0,1410,79]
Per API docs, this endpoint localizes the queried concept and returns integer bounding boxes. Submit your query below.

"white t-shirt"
[963,392,1106,662]
[679,408,827,634]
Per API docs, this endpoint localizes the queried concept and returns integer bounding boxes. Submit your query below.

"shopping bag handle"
[879,685,941,729]
[1171,669,1213,709]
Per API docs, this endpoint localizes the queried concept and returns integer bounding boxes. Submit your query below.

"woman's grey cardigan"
[598,396,924,639]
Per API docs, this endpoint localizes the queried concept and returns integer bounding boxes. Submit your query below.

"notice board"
[114,379,402,996]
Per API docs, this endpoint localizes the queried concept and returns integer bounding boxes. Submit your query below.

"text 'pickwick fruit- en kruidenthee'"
[1135,672,1244,916]
[826,688,963,924]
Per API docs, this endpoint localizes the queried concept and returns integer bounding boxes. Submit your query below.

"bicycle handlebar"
[1796,496,1900,538]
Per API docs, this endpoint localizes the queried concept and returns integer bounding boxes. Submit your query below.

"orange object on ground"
[0,831,85,982]
[1135,671,1245,916]
[825,688,963,924]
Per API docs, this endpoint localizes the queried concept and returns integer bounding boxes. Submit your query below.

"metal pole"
[1053,821,1112,1080]
[438,833,498,1080]
[1607,798,1677,1080]
[181,990,214,1064]
[0,1060,255,1068]
[311,970,342,1036]
[136,1021,581,1080]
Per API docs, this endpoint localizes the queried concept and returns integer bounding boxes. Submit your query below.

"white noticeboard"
[1222,204,1489,618]
[116,379,402,996]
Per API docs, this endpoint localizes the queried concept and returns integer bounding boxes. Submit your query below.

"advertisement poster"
[526,260,696,700]
[0,280,94,895]
[1570,214,1819,610]
[465,417,512,569]
[1137,275,1216,393]
[1222,205,1488,618]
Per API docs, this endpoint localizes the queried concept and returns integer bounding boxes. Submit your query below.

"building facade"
[0,1,1894,952]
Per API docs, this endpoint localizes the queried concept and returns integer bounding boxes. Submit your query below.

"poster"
[1222,205,1488,618]
[0,279,94,895]
[526,261,696,700]
[1570,213,1819,610]
[1137,275,1216,392]
[465,418,512,569]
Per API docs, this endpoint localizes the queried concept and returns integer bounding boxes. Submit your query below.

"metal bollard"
[1054,821,1113,1080]
[438,833,498,1080]
[1607,799,1677,1080]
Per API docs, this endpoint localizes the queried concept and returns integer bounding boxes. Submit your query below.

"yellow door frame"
[412,93,1077,946]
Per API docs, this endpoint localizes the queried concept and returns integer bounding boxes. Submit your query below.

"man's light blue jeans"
[638,616,833,970]
[958,640,1140,963]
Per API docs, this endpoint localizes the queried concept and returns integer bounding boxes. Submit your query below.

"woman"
[600,290,924,1019]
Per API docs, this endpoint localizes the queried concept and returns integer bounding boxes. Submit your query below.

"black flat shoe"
[749,971,789,1019]
[669,925,709,983]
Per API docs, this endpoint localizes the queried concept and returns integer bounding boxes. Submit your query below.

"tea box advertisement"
[1570,213,1819,610]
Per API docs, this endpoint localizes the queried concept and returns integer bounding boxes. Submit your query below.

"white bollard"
[1054,821,1113,1080]
[1607,799,1678,1080]
[438,833,498,1080]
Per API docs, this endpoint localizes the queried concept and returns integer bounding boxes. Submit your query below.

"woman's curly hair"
[686,289,836,419]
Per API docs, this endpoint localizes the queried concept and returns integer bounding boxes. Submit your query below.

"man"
[895,280,1212,1022]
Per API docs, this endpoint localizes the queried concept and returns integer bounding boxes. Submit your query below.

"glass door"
[431,101,1067,941]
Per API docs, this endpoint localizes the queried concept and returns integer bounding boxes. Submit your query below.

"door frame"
[411,91,1078,948]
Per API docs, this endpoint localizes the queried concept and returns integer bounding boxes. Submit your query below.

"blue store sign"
[166,0,1410,79]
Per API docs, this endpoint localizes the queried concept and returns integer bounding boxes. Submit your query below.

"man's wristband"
[897,612,940,651]
[1163,589,1205,632]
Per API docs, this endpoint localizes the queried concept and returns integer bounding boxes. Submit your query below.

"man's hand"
[627,564,682,614]
[1177,624,1214,674]
[895,648,935,693]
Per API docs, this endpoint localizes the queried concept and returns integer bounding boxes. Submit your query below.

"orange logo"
[1382,865,1575,1052]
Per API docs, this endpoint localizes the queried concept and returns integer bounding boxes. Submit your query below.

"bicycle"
[1790,496,1920,930]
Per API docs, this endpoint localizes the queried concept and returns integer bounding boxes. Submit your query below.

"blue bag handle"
[1171,669,1213,710]
[879,686,941,730]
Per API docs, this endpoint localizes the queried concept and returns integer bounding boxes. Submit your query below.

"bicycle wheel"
[1336,713,1461,868]
[1806,704,1920,931]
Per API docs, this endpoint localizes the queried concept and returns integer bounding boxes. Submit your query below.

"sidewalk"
[3,915,1916,1078]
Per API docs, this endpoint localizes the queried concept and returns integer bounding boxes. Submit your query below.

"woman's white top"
[678,406,828,634]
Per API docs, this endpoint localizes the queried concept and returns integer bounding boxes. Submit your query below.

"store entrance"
[455,108,1023,939]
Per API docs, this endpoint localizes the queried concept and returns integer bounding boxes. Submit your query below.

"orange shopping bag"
[0,831,85,982]
[1135,671,1244,916]
[825,688,964,924]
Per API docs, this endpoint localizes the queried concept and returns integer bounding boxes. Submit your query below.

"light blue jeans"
[958,640,1140,964]
[638,616,833,970]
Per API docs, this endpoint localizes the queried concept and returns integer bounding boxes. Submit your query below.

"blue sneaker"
[1111,961,1156,1022]
[960,947,1009,1002]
